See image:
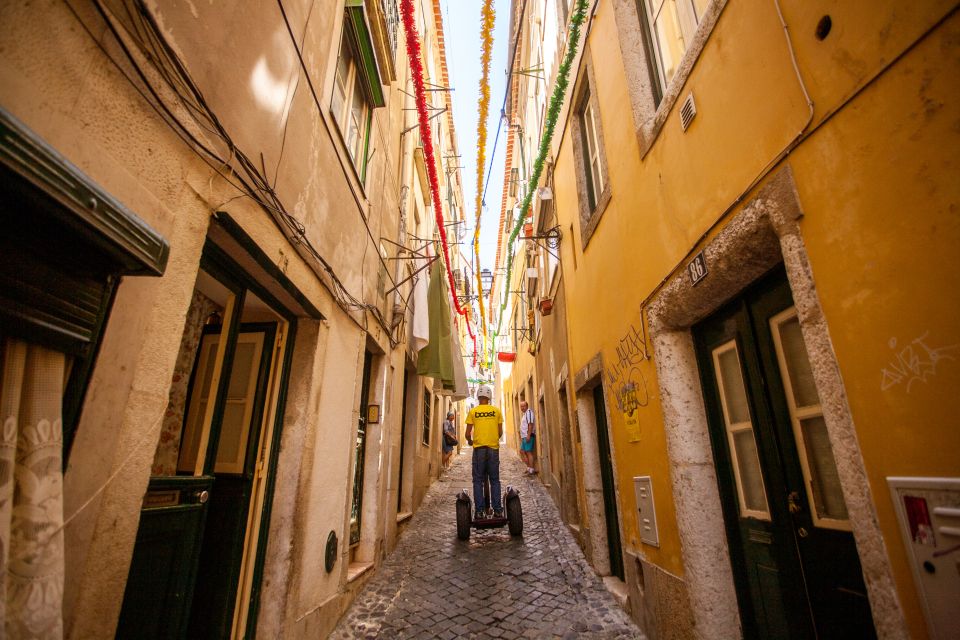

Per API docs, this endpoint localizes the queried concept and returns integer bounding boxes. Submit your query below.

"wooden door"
[187,324,276,638]
[118,319,277,639]
[350,351,374,545]
[694,267,875,639]
[593,384,624,580]
[115,476,213,639]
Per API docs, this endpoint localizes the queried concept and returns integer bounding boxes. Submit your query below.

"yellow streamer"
[474,0,495,353]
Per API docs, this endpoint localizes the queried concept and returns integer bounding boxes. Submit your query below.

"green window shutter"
[345,1,386,108]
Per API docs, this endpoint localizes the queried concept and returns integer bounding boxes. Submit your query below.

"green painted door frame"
[351,350,375,545]
[119,237,308,639]
[693,267,874,639]
[593,384,624,580]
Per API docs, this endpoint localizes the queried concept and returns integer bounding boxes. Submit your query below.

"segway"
[456,477,522,540]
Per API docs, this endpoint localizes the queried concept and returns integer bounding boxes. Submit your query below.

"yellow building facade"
[495,0,959,638]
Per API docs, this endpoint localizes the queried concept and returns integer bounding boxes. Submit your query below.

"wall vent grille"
[680,93,697,131]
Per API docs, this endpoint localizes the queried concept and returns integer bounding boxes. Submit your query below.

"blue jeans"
[472,447,502,512]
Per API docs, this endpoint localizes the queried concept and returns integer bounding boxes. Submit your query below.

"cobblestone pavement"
[331,447,643,639]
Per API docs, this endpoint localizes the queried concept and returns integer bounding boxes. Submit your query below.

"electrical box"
[634,476,659,547]
[887,477,960,640]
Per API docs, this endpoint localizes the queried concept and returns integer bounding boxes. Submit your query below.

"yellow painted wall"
[547,0,958,635]
[786,13,960,639]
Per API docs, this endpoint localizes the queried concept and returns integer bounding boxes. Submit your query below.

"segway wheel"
[506,493,523,536]
[456,497,472,540]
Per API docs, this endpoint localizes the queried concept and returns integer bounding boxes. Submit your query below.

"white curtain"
[0,338,65,639]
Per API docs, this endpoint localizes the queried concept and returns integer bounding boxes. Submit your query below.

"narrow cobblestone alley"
[331,448,643,639]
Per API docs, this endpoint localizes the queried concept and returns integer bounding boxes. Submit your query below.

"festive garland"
[491,0,590,345]
[473,0,496,355]
[400,0,477,365]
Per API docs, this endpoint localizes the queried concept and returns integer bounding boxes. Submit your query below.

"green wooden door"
[694,267,875,639]
[187,323,277,638]
[593,384,624,580]
[118,315,278,639]
[350,350,374,545]
[115,476,214,639]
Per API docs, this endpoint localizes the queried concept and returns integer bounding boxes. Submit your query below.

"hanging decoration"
[473,0,496,356]
[491,0,590,344]
[400,0,477,365]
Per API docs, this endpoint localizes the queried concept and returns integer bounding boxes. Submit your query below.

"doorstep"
[602,576,630,609]
[347,561,374,583]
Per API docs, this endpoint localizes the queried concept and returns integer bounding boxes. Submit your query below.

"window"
[539,193,560,289]
[332,34,373,181]
[571,68,611,240]
[422,389,432,445]
[770,308,850,530]
[639,0,711,101]
[580,96,604,211]
[711,340,771,521]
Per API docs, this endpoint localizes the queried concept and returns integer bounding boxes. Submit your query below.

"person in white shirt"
[519,400,537,475]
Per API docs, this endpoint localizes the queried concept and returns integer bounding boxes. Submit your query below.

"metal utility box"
[887,477,960,640]
[633,476,659,547]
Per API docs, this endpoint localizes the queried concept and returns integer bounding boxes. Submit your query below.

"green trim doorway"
[693,266,874,639]
[593,384,624,580]
[118,239,308,639]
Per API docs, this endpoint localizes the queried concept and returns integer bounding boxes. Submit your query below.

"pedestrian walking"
[519,400,537,475]
[442,410,457,469]
[465,385,504,519]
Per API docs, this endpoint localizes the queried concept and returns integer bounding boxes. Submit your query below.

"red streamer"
[400,0,477,365]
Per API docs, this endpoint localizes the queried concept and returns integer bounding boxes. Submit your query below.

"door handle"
[191,490,209,504]
[787,491,802,515]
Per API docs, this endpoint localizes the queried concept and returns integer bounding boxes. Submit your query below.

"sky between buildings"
[440,0,512,284]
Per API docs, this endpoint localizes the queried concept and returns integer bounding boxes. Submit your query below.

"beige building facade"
[0,0,469,637]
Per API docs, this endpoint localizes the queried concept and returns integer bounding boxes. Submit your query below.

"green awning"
[417,261,455,388]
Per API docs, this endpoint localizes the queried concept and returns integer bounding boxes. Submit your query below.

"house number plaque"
[688,251,708,286]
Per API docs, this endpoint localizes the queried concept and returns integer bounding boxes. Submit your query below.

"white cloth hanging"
[411,260,430,353]
[0,338,66,639]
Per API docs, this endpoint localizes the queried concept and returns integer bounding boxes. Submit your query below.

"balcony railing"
[382,0,399,62]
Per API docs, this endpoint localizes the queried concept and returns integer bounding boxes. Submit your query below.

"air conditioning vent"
[680,92,697,131]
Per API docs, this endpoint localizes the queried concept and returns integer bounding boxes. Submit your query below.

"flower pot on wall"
[497,352,516,363]
[523,222,533,238]
[538,298,553,315]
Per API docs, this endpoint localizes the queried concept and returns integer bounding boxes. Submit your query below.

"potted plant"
[523,222,534,238]
[538,298,554,316]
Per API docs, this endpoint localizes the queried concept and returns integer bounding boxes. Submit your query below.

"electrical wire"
[65,0,407,345]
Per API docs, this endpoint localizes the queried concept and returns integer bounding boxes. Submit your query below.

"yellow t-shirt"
[466,405,502,449]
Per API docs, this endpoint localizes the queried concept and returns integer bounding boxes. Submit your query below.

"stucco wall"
[542,0,958,638]
[0,0,459,636]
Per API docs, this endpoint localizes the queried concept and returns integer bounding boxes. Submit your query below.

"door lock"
[787,491,802,515]
[797,527,809,538]
[194,490,209,504]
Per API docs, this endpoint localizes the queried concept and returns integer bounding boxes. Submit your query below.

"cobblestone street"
[331,447,643,639]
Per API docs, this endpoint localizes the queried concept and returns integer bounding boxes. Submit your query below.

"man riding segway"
[465,385,503,519]
[456,385,522,540]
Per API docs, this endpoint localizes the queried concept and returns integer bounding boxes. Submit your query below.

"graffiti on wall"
[880,331,957,393]
[604,324,650,442]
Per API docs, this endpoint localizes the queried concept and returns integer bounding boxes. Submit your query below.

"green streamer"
[491,0,590,346]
